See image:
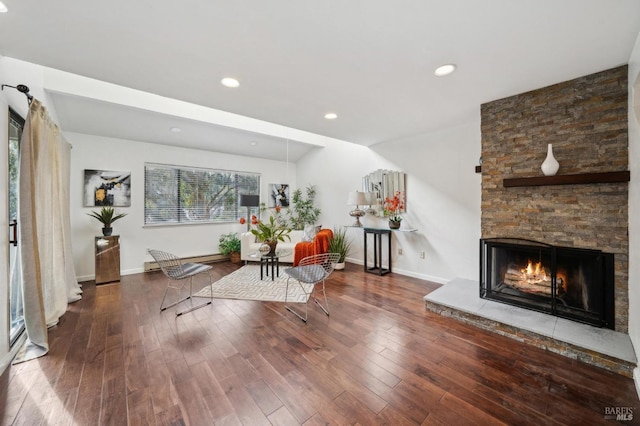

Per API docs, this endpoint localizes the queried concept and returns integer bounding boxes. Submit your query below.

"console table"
[95,235,120,284]
[364,228,391,275]
[362,227,418,275]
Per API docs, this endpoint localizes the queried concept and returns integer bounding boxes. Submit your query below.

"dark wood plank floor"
[1,262,638,425]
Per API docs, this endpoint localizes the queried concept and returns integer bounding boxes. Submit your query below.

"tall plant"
[287,185,321,230]
[328,226,352,263]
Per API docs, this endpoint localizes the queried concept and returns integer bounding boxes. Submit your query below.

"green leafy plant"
[251,216,292,243]
[287,185,321,230]
[218,232,241,255]
[87,206,127,228]
[328,226,352,263]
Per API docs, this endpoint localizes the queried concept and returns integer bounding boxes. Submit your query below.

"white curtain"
[15,99,82,362]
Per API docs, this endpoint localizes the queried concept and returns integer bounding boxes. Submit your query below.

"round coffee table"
[249,247,292,281]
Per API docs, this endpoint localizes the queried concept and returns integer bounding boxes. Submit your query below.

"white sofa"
[240,230,304,263]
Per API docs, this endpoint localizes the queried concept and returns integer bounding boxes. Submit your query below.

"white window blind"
[144,163,260,225]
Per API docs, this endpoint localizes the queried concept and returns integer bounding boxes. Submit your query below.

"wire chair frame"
[148,249,213,316]
[284,252,341,322]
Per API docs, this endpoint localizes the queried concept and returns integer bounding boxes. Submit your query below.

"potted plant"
[251,215,292,255]
[384,191,405,229]
[286,185,321,230]
[219,232,242,263]
[87,206,127,236]
[328,226,352,270]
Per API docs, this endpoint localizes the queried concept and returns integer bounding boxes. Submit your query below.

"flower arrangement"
[384,191,405,223]
[251,216,292,243]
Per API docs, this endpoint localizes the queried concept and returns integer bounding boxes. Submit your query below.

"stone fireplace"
[480,238,615,329]
[481,65,629,332]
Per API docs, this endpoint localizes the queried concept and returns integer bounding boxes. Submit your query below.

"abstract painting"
[84,169,131,207]
[269,183,289,207]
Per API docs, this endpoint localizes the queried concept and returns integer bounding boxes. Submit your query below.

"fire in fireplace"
[480,238,614,329]
[504,259,555,296]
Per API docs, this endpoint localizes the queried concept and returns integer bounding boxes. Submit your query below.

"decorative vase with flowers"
[246,215,292,256]
[384,191,405,230]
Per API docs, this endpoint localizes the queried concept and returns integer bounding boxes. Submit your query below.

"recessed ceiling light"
[325,113,338,120]
[221,77,240,88]
[170,127,181,133]
[0,2,8,12]
[250,141,258,146]
[434,64,456,77]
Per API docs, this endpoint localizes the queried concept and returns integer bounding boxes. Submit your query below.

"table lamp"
[347,191,367,227]
[365,192,379,215]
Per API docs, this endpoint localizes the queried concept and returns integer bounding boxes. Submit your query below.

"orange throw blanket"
[293,229,333,266]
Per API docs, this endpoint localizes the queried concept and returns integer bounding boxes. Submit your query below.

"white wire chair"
[284,252,341,322]
[148,249,213,316]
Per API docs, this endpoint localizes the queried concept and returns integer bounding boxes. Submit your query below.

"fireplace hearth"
[480,238,614,329]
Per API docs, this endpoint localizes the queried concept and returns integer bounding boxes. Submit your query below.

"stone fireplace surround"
[426,65,635,375]
[480,65,629,332]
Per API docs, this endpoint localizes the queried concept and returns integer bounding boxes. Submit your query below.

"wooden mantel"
[503,171,630,188]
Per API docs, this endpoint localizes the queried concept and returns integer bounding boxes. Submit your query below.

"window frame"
[144,162,260,226]
[8,107,25,347]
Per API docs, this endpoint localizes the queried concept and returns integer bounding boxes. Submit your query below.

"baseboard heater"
[144,253,229,272]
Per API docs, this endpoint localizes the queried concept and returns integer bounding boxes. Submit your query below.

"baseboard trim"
[345,256,449,284]
[144,252,228,272]
[77,253,229,283]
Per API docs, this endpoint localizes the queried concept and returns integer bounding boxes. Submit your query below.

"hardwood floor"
[1,262,638,425]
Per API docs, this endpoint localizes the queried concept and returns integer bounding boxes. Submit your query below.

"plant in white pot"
[87,206,127,236]
[328,226,352,270]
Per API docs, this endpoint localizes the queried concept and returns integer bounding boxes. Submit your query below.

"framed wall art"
[84,169,131,207]
[269,183,289,207]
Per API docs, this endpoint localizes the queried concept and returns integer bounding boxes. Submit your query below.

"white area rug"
[194,264,313,303]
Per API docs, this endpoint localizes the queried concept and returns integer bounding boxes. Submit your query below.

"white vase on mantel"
[541,143,560,176]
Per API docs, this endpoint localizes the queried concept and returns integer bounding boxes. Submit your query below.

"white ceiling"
[1,1,640,159]
[49,91,318,162]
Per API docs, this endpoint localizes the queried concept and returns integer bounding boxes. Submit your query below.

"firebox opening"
[480,238,614,329]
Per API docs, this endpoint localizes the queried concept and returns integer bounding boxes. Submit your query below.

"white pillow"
[302,224,322,242]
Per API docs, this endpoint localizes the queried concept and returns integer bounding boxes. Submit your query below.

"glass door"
[8,109,24,345]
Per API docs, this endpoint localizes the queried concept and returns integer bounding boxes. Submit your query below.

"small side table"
[95,235,120,284]
[260,254,280,281]
[364,228,392,275]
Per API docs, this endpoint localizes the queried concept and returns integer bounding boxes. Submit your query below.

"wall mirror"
[362,169,405,216]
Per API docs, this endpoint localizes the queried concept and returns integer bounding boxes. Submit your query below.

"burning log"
[502,261,560,296]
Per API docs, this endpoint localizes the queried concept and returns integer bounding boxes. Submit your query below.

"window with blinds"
[144,163,260,225]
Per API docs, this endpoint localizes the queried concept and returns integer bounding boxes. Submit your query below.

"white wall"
[627,31,640,398]
[296,121,482,283]
[67,132,297,280]
[373,122,482,282]
[77,115,480,287]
